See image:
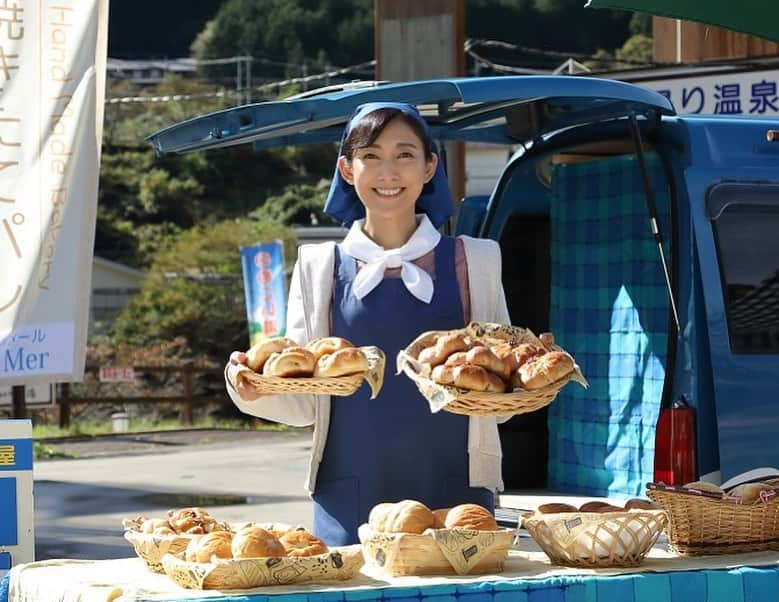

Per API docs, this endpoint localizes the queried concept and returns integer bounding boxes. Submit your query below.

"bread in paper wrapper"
[523,509,667,567]
[397,321,588,416]
[358,523,513,576]
[236,345,385,398]
[161,545,364,589]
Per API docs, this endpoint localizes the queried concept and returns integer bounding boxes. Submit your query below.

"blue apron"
[312,236,494,546]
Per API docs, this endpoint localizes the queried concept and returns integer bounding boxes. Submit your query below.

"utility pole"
[374,0,466,231]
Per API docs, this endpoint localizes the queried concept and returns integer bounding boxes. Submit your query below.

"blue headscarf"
[323,102,454,228]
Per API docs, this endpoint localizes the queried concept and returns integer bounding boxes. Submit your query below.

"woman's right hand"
[228,351,267,401]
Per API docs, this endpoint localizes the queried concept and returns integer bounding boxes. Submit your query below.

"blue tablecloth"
[5,564,779,602]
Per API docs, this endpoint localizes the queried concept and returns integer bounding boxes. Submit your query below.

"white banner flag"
[0,0,108,385]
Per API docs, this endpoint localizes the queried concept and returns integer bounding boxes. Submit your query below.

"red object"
[654,397,697,485]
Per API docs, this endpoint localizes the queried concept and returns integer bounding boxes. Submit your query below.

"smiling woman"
[336,112,439,243]
[225,101,516,547]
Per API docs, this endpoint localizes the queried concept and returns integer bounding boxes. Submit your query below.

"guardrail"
[59,364,226,428]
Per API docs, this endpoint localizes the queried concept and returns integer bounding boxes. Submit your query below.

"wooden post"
[181,367,193,426]
[12,385,26,419]
[59,383,71,429]
[375,0,467,229]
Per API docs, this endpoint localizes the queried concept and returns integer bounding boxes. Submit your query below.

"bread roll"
[139,518,171,534]
[431,364,456,385]
[313,347,368,377]
[167,507,219,534]
[368,502,395,532]
[231,526,286,559]
[263,347,315,377]
[453,364,506,393]
[578,501,623,513]
[417,333,471,367]
[305,337,354,362]
[246,337,297,372]
[279,529,329,557]
[465,347,509,380]
[513,343,545,368]
[727,482,776,504]
[518,351,574,390]
[432,508,449,529]
[384,500,435,534]
[537,502,578,514]
[491,342,519,374]
[683,481,724,493]
[623,498,661,510]
[444,503,499,531]
[194,531,234,562]
[443,351,469,367]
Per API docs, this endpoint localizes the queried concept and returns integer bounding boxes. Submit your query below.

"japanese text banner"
[0,0,109,385]
[240,241,288,347]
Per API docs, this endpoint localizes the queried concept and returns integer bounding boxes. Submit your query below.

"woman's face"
[337,116,438,222]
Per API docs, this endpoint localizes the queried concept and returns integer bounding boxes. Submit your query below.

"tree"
[616,34,653,66]
[111,219,298,359]
[194,0,374,82]
[249,180,339,226]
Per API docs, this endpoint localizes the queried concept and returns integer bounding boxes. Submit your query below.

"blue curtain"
[547,153,671,497]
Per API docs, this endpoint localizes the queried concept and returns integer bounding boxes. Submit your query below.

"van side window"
[711,194,779,354]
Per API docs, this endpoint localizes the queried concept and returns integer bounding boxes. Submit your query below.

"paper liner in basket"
[396,321,588,415]
[358,524,513,576]
[123,529,196,573]
[522,510,667,568]
[161,545,364,589]
[236,345,385,399]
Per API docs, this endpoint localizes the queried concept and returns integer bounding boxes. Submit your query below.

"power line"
[105,59,377,104]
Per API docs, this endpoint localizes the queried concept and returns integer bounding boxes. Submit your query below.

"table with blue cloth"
[2,545,779,602]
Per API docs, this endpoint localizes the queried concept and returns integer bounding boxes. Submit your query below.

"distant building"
[90,256,144,334]
[107,58,196,85]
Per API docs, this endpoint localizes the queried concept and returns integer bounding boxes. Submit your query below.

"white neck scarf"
[341,215,441,303]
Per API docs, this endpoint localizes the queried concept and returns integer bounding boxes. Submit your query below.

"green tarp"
[585,0,779,44]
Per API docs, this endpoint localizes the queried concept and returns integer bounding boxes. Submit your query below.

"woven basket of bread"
[359,500,513,576]
[647,481,779,555]
[122,508,231,573]
[235,336,385,399]
[396,321,588,416]
[523,509,667,568]
[161,544,364,589]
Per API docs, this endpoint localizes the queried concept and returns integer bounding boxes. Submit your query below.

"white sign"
[0,383,53,407]
[0,1,109,385]
[641,68,779,116]
[98,366,135,383]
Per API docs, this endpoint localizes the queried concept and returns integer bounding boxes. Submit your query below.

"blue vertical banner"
[240,241,287,347]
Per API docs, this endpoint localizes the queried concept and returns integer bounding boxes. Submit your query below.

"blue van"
[147,76,779,498]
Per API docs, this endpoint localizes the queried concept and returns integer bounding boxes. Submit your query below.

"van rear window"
[712,202,779,354]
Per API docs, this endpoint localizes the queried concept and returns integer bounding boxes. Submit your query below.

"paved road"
[33,429,314,560]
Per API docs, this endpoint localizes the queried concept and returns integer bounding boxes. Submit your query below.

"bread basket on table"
[161,544,364,589]
[647,481,779,555]
[235,345,385,399]
[523,509,667,568]
[396,321,588,416]
[122,514,230,573]
[358,524,513,576]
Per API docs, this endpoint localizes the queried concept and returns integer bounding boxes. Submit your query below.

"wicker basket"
[161,545,364,589]
[358,524,514,576]
[236,345,385,399]
[396,321,588,416]
[523,510,667,568]
[647,483,779,555]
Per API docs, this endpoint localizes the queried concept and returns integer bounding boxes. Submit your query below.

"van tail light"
[654,395,697,485]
